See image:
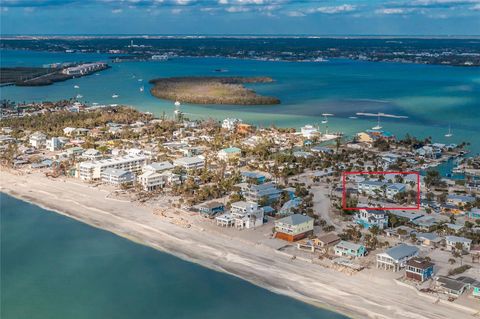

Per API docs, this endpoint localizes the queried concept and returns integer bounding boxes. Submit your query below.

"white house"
[216,201,264,229]
[29,132,47,148]
[376,244,419,272]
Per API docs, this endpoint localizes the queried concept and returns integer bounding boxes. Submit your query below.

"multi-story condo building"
[78,155,148,181]
[173,156,204,170]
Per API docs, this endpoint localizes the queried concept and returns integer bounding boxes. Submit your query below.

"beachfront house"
[101,168,135,186]
[456,277,480,299]
[215,201,264,229]
[376,244,419,272]
[274,214,314,242]
[198,202,225,217]
[334,241,366,258]
[138,170,177,191]
[445,236,472,252]
[316,233,341,248]
[405,258,434,282]
[354,209,388,230]
[435,276,469,297]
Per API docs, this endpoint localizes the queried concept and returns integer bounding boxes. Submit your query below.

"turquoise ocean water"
[0,193,347,319]
[1,49,479,153]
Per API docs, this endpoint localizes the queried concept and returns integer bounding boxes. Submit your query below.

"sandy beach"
[1,169,477,319]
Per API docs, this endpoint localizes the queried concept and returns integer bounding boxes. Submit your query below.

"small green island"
[149,76,280,105]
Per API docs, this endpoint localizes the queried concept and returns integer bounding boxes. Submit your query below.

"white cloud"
[225,6,250,12]
[375,8,409,14]
[308,4,357,14]
[286,10,305,17]
[112,8,123,13]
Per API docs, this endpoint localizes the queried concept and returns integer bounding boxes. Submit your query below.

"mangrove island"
[149,76,280,105]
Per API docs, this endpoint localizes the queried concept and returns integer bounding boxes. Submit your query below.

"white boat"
[445,124,453,137]
[139,86,144,92]
[76,94,83,99]
[74,85,80,89]
[138,79,143,82]
[349,116,358,119]
[372,114,382,130]
[321,113,333,124]
[174,101,181,106]
[112,94,119,98]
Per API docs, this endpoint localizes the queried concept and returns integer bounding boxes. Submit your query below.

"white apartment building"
[173,156,204,170]
[78,155,148,181]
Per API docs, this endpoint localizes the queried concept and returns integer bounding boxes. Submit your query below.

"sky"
[1,0,479,36]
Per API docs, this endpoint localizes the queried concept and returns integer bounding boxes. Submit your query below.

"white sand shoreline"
[1,170,477,319]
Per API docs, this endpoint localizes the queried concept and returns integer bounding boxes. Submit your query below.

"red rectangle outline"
[342,171,420,211]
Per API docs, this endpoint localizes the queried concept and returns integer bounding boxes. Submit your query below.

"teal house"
[334,241,366,258]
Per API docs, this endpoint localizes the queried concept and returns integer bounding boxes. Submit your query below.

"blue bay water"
[1,49,479,153]
[0,193,348,319]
